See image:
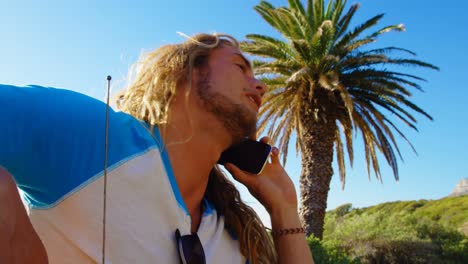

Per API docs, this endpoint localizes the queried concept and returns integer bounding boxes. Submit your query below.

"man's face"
[196,45,267,145]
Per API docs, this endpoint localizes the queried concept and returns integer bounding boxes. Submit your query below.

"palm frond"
[363,46,416,57]
[335,2,359,40]
[386,58,439,70]
[335,125,346,189]
[334,13,384,53]
[254,2,294,38]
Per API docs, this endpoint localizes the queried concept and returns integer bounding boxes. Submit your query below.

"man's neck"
[159,116,229,232]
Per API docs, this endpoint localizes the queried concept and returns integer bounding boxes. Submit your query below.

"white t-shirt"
[0,84,247,264]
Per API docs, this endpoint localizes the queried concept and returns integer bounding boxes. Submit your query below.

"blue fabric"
[0,84,157,208]
[202,197,215,215]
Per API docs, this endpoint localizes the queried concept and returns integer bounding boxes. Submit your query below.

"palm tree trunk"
[298,114,336,239]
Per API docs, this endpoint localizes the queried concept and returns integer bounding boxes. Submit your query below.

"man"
[0,33,313,263]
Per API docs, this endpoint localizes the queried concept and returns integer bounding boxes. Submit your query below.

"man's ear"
[190,67,201,85]
[190,65,208,85]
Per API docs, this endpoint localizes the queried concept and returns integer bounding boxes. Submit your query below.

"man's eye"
[236,64,246,71]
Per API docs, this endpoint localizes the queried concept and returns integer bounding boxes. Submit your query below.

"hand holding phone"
[217,139,272,174]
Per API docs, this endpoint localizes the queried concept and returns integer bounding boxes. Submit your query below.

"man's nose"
[253,78,267,97]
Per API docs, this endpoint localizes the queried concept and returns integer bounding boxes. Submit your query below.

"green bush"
[307,236,360,264]
[416,222,468,263]
[335,203,353,217]
[316,197,468,263]
[358,240,442,264]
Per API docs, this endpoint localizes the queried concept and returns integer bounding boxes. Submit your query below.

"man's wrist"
[269,206,302,230]
[271,227,306,237]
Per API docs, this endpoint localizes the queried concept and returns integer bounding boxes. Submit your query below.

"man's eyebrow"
[233,52,252,70]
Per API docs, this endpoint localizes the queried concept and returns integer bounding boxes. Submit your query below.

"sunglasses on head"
[175,229,206,264]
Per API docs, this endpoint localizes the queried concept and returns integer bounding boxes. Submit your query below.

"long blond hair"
[116,33,277,263]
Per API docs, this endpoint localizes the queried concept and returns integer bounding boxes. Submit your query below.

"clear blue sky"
[1,0,467,226]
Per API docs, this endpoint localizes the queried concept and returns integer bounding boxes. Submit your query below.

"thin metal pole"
[102,75,112,264]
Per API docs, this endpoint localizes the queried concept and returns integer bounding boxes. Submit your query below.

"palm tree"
[241,0,438,239]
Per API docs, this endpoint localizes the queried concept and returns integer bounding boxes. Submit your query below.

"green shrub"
[318,197,468,263]
[335,203,353,217]
[416,222,468,263]
[358,240,442,264]
[307,236,360,264]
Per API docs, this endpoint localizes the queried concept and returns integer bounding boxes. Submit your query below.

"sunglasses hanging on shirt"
[175,229,206,264]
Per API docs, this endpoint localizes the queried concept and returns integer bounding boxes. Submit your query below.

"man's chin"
[229,126,257,146]
[230,136,247,146]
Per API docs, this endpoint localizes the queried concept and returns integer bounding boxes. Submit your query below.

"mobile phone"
[217,139,272,174]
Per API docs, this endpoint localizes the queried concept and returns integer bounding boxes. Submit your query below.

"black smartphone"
[217,139,272,174]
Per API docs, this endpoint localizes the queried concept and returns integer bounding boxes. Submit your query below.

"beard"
[196,70,257,145]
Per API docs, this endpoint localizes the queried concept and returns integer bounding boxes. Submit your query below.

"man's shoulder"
[1,84,108,123]
[0,84,159,209]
